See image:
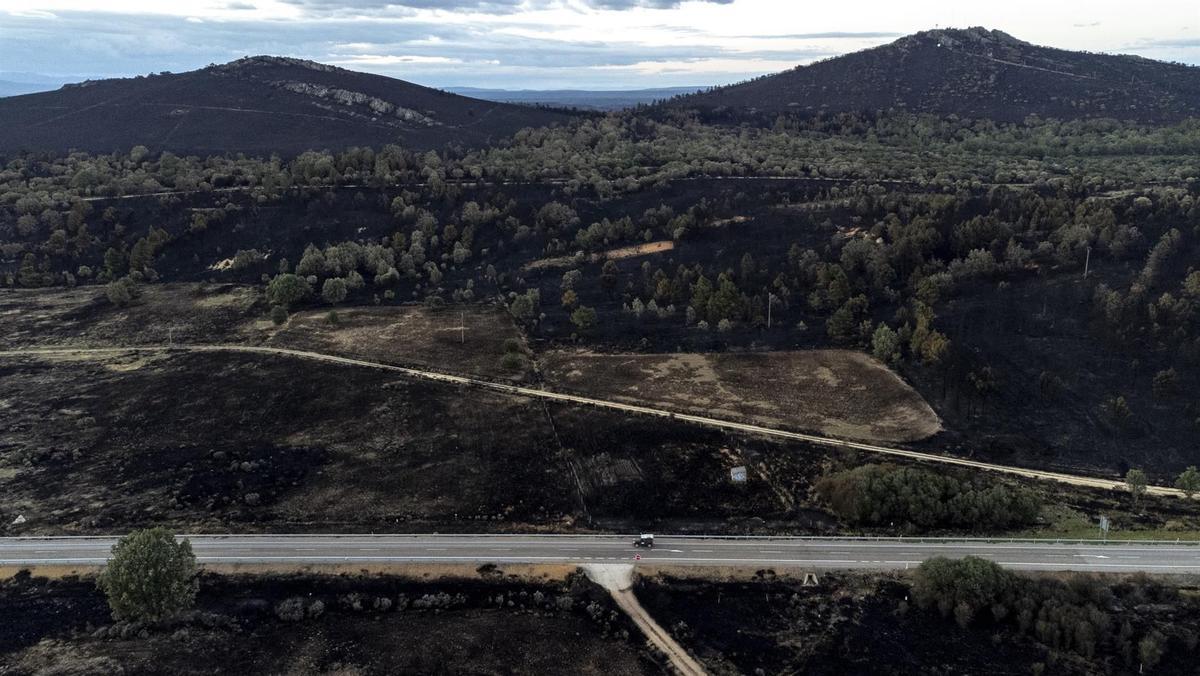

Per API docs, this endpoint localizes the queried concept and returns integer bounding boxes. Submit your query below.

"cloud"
[276,0,734,15]
[225,2,256,9]
[1132,37,1200,48]
[278,0,523,14]
[733,31,903,39]
[590,0,733,8]
[328,54,470,65]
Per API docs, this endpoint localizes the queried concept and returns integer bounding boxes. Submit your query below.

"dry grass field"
[266,304,529,378]
[540,349,941,443]
[0,285,530,379]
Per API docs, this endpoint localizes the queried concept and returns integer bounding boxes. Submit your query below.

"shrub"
[269,305,288,325]
[266,273,311,308]
[912,557,1016,625]
[105,278,135,307]
[97,527,198,622]
[1176,466,1200,498]
[500,352,526,372]
[274,597,306,622]
[815,464,1040,530]
[570,305,598,334]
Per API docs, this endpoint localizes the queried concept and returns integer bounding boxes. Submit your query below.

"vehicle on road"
[633,534,655,548]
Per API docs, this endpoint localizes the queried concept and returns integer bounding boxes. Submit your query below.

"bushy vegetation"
[97,527,198,622]
[912,557,1195,670]
[815,463,1041,530]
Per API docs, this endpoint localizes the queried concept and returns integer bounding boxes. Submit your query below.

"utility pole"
[1083,246,1091,279]
[459,311,465,344]
[767,293,775,329]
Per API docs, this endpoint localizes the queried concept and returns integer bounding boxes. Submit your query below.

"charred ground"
[0,569,659,675]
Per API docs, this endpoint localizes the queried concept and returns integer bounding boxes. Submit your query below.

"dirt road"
[583,564,708,676]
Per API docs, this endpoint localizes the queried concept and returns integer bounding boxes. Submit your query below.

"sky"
[1,0,1198,89]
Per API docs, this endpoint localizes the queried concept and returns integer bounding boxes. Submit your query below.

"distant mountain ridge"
[675,28,1200,123]
[0,56,574,156]
[446,86,704,110]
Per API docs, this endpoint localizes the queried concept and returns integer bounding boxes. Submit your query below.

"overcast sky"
[2,0,1198,89]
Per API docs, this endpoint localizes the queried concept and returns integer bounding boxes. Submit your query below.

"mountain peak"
[906,27,1028,49]
[209,55,342,74]
[674,28,1200,123]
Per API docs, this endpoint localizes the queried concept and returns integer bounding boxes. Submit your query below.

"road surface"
[3,535,1199,574]
[0,344,1187,498]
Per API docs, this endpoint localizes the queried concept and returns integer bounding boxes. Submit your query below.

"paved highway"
[3,535,1199,573]
[0,344,1187,498]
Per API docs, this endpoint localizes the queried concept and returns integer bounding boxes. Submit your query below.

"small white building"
[730,466,748,483]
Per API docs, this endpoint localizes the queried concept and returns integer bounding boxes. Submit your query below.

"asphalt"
[3,535,1199,574]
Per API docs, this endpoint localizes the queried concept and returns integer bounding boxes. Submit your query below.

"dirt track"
[0,343,1188,499]
[584,565,707,676]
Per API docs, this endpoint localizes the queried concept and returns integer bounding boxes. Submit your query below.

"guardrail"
[4,533,1199,546]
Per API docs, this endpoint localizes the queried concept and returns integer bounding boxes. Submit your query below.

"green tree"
[1125,468,1148,506]
[911,556,1016,624]
[871,323,901,364]
[570,305,598,334]
[321,277,348,304]
[103,247,127,278]
[266,273,311,308]
[507,288,540,322]
[97,527,198,622]
[1175,466,1200,499]
[1138,630,1166,670]
[269,305,288,325]
[17,253,40,287]
[128,237,154,273]
[600,260,620,293]
[826,295,869,344]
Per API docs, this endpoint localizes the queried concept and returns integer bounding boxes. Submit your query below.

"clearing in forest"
[539,349,941,443]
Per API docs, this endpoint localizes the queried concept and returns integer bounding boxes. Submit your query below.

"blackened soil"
[0,571,660,675]
[636,574,1200,676]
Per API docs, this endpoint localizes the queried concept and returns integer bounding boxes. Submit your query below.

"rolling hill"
[677,27,1200,123]
[0,56,575,156]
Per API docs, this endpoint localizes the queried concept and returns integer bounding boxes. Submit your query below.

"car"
[632,534,654,548]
